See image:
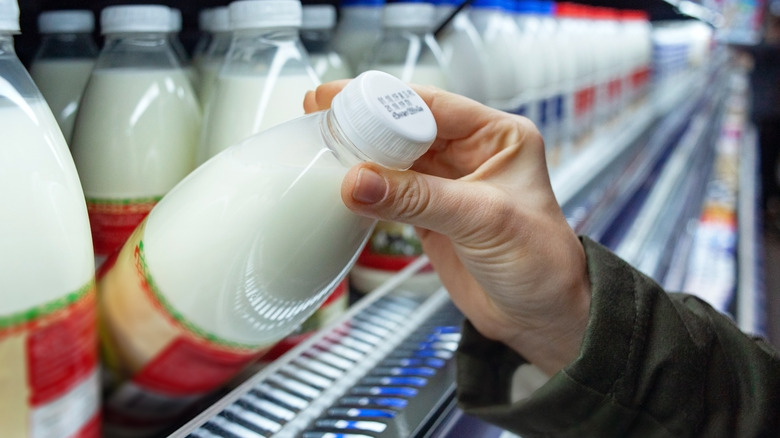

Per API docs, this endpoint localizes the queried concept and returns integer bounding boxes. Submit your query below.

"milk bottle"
[195,6,230,106]
[433,0,489,103]
[0,1,100,436]
[199,0,320,163]
[332,0,385,75]
[169,8,198,87]
[71,5,201,264]
[29,9,97,144]
[97,70,436,427]
[469,0,524,113]
[301,4,352,82]
[193,7,216,67]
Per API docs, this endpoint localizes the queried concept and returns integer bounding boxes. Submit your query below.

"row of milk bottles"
[1,0,440,435]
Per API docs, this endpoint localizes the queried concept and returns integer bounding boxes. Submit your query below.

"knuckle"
[391,173,431,221]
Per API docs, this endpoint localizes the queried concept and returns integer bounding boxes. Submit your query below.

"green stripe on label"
[0,280,94,330]
[86,196,163,206]
[137,240,264,351]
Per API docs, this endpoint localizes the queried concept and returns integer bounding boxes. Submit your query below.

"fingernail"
[353,168,387,204]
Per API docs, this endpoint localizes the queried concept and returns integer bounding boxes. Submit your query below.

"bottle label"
[513,103,529,118]
[86,196,161,257]
[355,221,433,272]
[98,223,270,428]
[0,281,101,438]
[608,78,622,101]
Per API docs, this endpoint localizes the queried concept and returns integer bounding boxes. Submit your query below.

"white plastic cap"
[301,5,336,30]
[383,3,435,29]
[0,0,19,32]
[332,70,437,170]
[38,10,94,33]
[211,7,230,32]
[198,8,213,31]
[101,5,171,34]
[169,8,182,32]
[229,0,302,30]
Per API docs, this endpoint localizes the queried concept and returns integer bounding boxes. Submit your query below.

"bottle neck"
[96,32,180,70]
[300,28,334,54]
[36,33,98,60]
[0,33,14,56]
[321,109,373,168]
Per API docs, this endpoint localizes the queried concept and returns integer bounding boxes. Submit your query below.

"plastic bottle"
[332,0,385,75]
[169,8,198,87]
[301,4,352,82]
[193,7,215,67]
[360,2,450,88]
[0,1,100,436]
[512,1,547,142]
[469,0,525,113]
[29,9,97,144]
[71,5,201,264]
[199,0,319,163]
[556,2,594,148]
[195,6,230,106]
[549,1,577,164]
[97,69,436,427]
[433,0,489,103]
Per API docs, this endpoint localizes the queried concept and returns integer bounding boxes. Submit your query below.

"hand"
[304,82,591,376]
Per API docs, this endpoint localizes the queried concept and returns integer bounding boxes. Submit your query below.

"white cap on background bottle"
[211,7,230,32]
[38,9,94,33]
[383,3,435,29]
[0,0,20,32]
[301,4,336,30]
[169,7,182,32]
[100,5,172,34]
[229,0,302,30]
[333,70,437,169]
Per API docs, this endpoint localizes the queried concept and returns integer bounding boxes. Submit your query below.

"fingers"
[341,163,499,242]
[303,79,350,113]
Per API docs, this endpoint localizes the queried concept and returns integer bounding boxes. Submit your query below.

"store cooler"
[169,60,753,438]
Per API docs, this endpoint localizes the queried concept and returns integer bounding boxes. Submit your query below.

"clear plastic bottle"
[193,7,215,66]
[360,2,450,88]
[97,69,436,426]
[199,0,319,163]
[29,9,98,144]
[169,7,198,87]
[71,5,201,264]
[195,6,230,106]
[332,0,385,75]
[301,4,352,82]
[0,1,100,436]
[433,0,489,103]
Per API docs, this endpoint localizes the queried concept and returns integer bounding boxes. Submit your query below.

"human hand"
[304,82,591,376]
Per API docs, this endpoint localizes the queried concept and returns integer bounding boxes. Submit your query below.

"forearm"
[456,237,780,437]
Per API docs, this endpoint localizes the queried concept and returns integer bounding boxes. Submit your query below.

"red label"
[356,245,434,272]
[87,199,157,256]
[608,78,622,100]
[27,289,98,406]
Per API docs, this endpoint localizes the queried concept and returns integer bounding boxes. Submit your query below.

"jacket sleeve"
[455,236,780,437]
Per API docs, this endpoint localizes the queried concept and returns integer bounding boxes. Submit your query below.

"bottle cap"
[471,0,509,12]
[301,4,336,30]
[198,8,213,32]
[101,5,172,34]
[211,7,230,32]
[332,70,437,170]
[229,0,302,30]
[383,3,435,29]
[341,0,385,7]
[38,10,94,33]
[169,8,182,32]
[0,0,19,32]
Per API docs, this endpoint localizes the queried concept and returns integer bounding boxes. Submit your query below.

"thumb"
[341,163,491,241]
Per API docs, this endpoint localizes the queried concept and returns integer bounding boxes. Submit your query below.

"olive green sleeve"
[456,236,780,437]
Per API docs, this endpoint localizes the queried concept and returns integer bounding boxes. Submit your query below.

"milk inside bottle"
[353,2,448,295]
[199,0,320,163]
[29,9,97,144]
[433,0,489,103]
[97,70,436,427]
[195,6,230,106]
[332,0,385,75]
[0,1,100,436]
[301,4,352,82]
[71,5,201,264]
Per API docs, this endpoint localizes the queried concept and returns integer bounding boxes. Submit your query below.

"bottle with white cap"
[0,1,100,436]
[29,9,97,145]
[301,4,351,82]
[352,2,448,296]
[433,0,489,103]
[360,2,450,88]
[195,6,230,106]
[332,0,385,75]
[71,5,201,265]
[169,7,198,87]
[97,70,436,425]
[193,7,215,65]
[199,0,319,163]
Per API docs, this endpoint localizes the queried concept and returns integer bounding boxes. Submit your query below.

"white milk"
[196,58,220,106]
[435,7,489,103]
[373,64,449,89]
[72,68,200,199]
[29,59,94,143]
[200,72,317,160]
